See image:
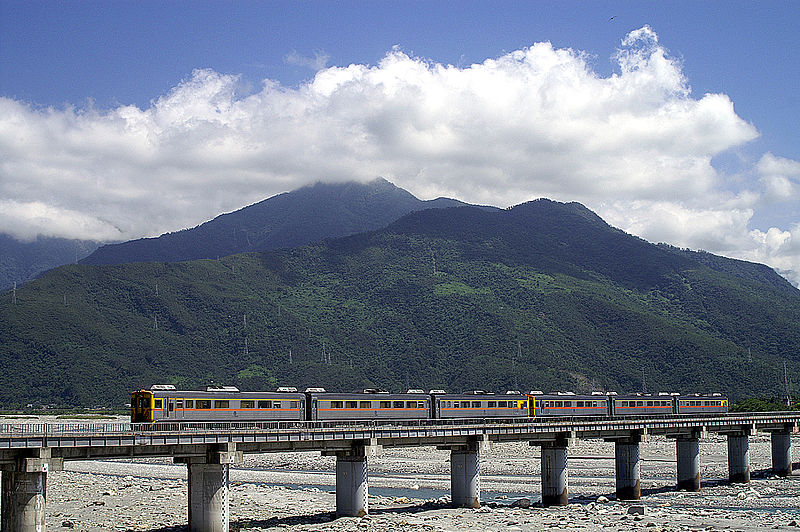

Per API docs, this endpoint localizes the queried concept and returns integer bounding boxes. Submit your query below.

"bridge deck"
[1,413,798,461]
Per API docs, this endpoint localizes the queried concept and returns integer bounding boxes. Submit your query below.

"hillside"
[2,199,798,407]
[0,234,102,291]
[82,178,470,265]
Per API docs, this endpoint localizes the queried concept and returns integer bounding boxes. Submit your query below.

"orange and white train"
[131,386,727,423]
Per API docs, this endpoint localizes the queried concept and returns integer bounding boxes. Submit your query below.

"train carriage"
[610,394,676,417]
[675,393,728,415]
[307,390,430,421]
[529,393,610,418]
[433,391,529,419]
[131,385,305,423]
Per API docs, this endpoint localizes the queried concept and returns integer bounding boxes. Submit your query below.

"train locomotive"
[131,385,727,423]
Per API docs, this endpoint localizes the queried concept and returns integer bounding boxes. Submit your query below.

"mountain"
[82,178,471,265]
[1,199,798,407]
[0,234,102,291]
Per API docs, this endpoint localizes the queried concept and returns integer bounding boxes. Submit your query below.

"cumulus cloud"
[1,26,798,284]
[758,152,800,202]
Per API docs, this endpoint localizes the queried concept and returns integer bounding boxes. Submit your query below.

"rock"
[61,521,75,528]
[596,496,609,504]
[789,520,798,527]
[627,505,645,515]
[393,497,411,504]
[737,491,747,499]
[511,498,531,508]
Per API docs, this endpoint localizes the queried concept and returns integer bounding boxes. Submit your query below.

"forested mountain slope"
[0,234,101,291]
[2,199,797,407]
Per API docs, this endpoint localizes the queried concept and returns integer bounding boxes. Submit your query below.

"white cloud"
[1,26,799,285]
[758,152,800,202]
[285,50,330,71]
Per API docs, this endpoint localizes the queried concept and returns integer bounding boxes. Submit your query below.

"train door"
[311,398,318,421]
[168,398,185,420]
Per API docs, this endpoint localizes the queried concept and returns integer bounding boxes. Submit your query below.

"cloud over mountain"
[1,26,798,284]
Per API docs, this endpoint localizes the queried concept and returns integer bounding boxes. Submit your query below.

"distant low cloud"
[285,50,330,71]
[1,26,798,285]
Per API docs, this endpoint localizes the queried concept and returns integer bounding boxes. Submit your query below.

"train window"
[499,401,509,408]
[488,401,497,408]
[471,401,481,408]
[405,401,416,408]
[555,401,563,407]
[197,400,211,409]
[346,401,358,408]
[214,400,229,409]
[380,401,391,408]
[360,401,372,409]
[393,401,404,408]
[290,401,299,408]
[154,399,163,409]
[176,400,184,409]
[331,401,344,408]
[577,401,584,407]
[185,400,194,408]
[240,400,255,409]
[258,400,272,408]
[636,401,643,407]
[418,401,426,408]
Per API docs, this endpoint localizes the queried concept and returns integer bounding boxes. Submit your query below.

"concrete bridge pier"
[539,440,569,506]
[612,434,642,501]
[675,436,701,492]
[1,448,62,532]
[177,443,242,532]
[325,440,380,517]
[727,433,751,483]
[770,430,792,477]
[447,438,483,508]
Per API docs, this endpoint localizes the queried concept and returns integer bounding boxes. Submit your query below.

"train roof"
[137,388,305,399]
[305,391,429,399]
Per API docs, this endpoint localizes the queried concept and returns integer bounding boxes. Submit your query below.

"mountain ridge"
[82,178,474,265]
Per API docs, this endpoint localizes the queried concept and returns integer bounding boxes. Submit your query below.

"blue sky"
[1,1,800,284]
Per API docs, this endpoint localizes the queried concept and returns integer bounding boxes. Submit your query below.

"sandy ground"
[2,416,799,531]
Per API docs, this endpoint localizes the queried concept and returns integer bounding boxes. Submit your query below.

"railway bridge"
[1,412,799,532]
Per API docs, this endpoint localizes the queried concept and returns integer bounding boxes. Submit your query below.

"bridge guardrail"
[1,412,799,438]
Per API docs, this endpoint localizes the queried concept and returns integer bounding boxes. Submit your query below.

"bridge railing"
[1,412,798,437]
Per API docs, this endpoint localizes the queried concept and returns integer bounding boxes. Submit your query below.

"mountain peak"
[82,179,467,265]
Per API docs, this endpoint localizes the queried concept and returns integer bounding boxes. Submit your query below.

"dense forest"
[1,199,798,407]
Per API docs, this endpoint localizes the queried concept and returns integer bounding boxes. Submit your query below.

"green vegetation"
[730,397,800,412]
[1,200,798,408]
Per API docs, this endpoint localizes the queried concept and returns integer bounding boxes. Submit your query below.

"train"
[130,385,728,423]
